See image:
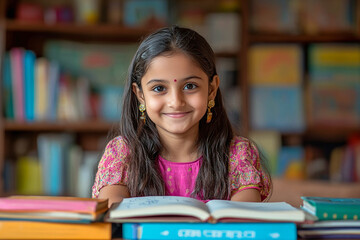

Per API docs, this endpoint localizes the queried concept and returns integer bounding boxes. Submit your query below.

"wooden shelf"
[4,20,155,39]
[3,120,115,132]
[270,178,360,207]
[304,125,360,141]
[249,33,360,43]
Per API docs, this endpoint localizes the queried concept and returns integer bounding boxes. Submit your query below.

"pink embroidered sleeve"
[229,136,271,201]
[92,136,130,198]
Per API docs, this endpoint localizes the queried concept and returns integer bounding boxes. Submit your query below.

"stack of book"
[0,196,111,239]
[105,196,306,240]
[298,196,360,239]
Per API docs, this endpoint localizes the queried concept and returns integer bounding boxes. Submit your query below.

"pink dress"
[92,136,271,201]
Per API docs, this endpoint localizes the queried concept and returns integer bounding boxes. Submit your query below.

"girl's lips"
[164,112,190,118]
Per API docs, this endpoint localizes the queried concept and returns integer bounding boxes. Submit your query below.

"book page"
[108,196,210,221]
[206,200,305,222]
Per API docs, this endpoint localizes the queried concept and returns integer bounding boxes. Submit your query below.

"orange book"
[0,221,111,240]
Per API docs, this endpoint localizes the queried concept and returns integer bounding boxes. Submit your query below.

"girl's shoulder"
[102,136,130,162]
[229,136,258,153]
[229,136,260,165]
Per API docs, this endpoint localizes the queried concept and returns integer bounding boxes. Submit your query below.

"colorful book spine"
[122,222,297,240]
[35,58,49,121]
[2,53,14,119]
[23,50,36,121]
[10,48,25,121]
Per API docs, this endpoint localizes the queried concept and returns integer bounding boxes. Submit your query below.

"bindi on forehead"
[174,79,177,82]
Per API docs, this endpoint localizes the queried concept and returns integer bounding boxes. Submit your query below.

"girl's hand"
[98,184,131,207]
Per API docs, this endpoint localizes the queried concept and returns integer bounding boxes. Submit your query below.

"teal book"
[23,50,36,122]
[123,222,297,240]
[2,53,14,119]
[301,196,360,221]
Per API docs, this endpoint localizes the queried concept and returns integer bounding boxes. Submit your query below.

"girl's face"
[133,52,219,137]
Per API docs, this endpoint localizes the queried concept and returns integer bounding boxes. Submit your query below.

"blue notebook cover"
[123,222,297,240]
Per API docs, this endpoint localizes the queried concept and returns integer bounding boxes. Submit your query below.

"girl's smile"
[163,111,191,118]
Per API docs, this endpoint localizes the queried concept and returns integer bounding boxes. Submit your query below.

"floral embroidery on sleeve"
[229,136,271,201]
[92,136,130,198]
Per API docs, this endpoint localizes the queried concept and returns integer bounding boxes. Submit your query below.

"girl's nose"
[168,89,185,108]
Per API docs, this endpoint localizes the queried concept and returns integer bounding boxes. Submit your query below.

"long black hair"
[119,26,234,200]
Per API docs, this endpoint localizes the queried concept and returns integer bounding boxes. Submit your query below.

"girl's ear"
[208,75,220,100]
[132,83,145,104]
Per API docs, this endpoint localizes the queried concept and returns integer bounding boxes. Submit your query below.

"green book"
[301,196,360,221]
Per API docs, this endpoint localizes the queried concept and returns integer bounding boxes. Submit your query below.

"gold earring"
[139,104,146,123]
[206,100,215,123]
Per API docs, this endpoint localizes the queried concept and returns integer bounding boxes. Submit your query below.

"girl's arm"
[98,184,131,207]
[230,188,261,202]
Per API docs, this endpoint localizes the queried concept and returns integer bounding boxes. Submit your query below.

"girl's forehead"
[146,52,202,73]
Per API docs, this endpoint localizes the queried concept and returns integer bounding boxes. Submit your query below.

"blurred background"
[0,0,359,206]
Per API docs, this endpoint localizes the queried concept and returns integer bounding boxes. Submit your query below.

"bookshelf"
[240,0,360,203]
[1,0,360,204]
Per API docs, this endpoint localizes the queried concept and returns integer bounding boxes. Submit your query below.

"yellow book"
[249,45,302,86]
[16,156,42,195]
[35,58,49,120]
[311,45,360,66]
[0,221,111,240]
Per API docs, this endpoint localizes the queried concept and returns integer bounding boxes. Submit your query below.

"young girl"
[92,26,271,206]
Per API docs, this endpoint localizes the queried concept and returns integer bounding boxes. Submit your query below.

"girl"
[92,26,271,206]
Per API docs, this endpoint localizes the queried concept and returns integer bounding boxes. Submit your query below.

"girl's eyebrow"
[146,75,203,85]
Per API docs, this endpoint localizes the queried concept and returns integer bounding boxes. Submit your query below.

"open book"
[106,196,305,223]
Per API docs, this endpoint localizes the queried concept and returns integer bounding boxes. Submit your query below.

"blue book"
[250,86,305,132]
[23,50,36,121]
[124,0,168,27]
[49,139,63,196]
[123,222,297,240]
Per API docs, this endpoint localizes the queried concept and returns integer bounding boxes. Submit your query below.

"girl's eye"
[153,86,165,92]
[184,83,197,90]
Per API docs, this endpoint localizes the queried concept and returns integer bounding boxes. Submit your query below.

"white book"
[106,196,306,223]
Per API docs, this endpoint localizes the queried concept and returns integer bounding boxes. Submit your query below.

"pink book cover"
[0,198,100,213]
[10,48,25,121]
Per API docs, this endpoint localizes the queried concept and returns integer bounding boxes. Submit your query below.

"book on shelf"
[249,0,299,34]
[16,156,42,195]
[0,221,111,240]
[205,12,240,53]
[301,196,360,221]
[23,50,36,122]
[10,47,25,122]
[277,146,305,180]
[249,130,281,176]
[250,86,305,132]
[249,44,303,86]
[123,222,297,240]
[123,0,168,27]
[105,196,306,223]
[301,0,356,34]
[37,134,74,196]
[35,57,49,121]
[0,195,108,223]
[2,53,14,119]
[307,44,360,127]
